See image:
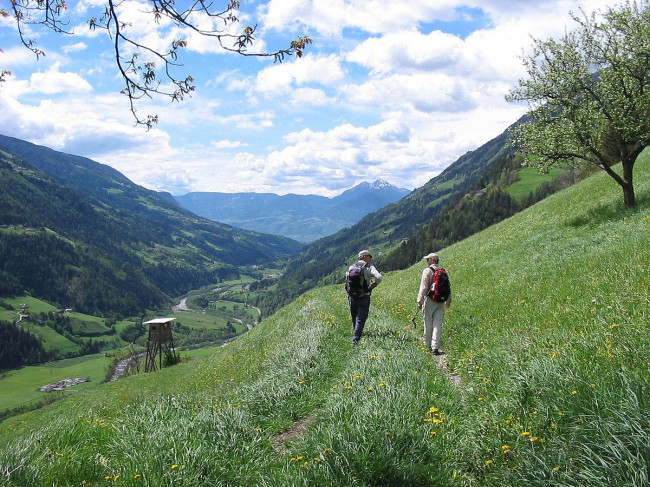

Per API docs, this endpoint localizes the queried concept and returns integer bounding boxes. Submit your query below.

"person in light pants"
[417,253,452,355]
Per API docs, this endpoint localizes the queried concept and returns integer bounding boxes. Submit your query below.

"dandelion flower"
[171,464,179,470]
[521,431,531,437]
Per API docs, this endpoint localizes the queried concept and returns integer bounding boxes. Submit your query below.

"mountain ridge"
[173,179,410,242]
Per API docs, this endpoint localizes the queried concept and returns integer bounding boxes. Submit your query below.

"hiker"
[346,250,382,346]
[417,252,452,355]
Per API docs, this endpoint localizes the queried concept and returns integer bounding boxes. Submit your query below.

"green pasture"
[507,166,563,201]
[171,310,229,330]
[16,322,79,355]
[222,275,256,285]
[0,296,57,320]
[69,318,111,335]
[0,353,112,413]
[171,310,247,336]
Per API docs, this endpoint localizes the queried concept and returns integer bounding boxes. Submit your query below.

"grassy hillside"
[0,153,648,486]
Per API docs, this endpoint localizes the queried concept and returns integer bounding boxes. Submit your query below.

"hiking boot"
[432,349,444,356]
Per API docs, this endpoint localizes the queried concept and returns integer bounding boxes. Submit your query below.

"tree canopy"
[1,0,311,128]
[507,0,650,208]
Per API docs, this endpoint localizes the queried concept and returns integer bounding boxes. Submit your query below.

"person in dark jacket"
[346,250,382,346]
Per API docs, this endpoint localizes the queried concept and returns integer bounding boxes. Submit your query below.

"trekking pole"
[411,306,421,328]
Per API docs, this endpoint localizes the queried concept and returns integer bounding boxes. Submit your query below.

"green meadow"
[0,153,648,486]
[0,353,113,413]
[507,166,564,202]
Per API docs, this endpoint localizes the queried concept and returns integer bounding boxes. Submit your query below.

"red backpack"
[427,267,451,302]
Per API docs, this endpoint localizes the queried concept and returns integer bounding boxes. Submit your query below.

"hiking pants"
[349,295,371,343]
[423,297,446,350]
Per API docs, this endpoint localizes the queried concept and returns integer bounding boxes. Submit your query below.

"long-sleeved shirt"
[417,265,436,305]
[357,260,382,296]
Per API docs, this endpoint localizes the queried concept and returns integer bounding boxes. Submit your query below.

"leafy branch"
[5,0,312,128]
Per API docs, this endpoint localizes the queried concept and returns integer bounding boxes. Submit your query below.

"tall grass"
[1,154,648,486]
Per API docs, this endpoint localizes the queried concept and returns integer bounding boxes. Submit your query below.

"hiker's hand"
[369,283,377,290]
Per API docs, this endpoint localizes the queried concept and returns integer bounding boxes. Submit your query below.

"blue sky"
[0,0,612,196]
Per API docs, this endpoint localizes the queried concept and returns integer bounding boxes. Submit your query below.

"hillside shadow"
[564,190,649,228]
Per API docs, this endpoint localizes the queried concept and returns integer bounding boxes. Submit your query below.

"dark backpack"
[345,262,368,298]
[427,266,451,303]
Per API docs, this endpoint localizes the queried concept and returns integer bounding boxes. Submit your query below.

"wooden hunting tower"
[143,318,177,372]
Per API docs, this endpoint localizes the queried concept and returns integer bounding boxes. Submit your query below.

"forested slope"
[0,135,303,315]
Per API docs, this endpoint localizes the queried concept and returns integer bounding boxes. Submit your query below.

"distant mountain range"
[172,180,411,242]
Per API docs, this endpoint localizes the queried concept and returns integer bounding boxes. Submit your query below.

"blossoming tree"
[507,0,650,208]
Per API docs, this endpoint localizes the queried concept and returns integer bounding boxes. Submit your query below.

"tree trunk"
[621,160,636,209]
